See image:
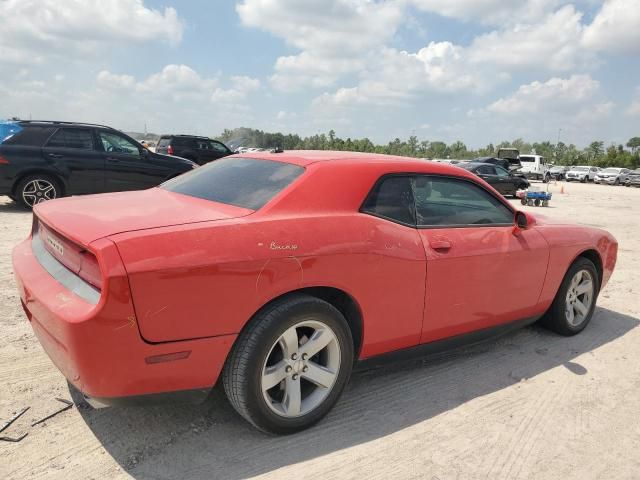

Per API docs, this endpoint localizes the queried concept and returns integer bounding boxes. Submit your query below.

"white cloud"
[582,0,640,53]
[211,75,261,103]
[0,0,183,65]
[627,87,640,116]
[98,65,219,101]
[311,41,505,110]
[97,71,136,91]
[410,0,562,26]
[487,75,600,114]
[237,0,404,90]
[468,5,589,71]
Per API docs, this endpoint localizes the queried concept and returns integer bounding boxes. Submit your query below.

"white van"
[520,154,550,182]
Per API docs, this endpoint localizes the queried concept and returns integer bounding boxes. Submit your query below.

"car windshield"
[161,157,304,210]
[601,168,620,173]
[572,167,589,172]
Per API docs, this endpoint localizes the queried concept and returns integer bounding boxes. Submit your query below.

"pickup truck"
[520,154,551,182]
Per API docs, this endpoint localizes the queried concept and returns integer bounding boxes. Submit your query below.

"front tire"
[15,174,61,209]
[222,294,354,434]
[540,258,599,336]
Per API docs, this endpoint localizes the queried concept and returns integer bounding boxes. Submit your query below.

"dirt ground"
[1,181,639,480]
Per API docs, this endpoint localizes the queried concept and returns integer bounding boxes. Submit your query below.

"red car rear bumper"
[12,236,236,404]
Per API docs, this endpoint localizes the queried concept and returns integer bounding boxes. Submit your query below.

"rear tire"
[540,258,599,336]
[15,174,62,209]
[222,294,354,434]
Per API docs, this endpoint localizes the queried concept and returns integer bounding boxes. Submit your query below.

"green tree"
[626,137,640,153]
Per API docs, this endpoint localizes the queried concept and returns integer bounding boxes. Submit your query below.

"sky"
[0,0,639,148]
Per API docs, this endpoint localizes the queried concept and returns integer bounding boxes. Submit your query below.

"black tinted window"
[46,128,94,150]
[162,157,304,210]
[362,176,415,226]
[414,176,513,227]
[2,126,56,146]
[476,165,495,175]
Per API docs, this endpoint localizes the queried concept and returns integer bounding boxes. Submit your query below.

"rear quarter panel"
[111,213,427,358]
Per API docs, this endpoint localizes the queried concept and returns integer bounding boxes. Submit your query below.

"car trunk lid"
[33,188,254,246]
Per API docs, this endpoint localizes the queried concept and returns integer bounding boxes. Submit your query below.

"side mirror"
[515,211,528,229]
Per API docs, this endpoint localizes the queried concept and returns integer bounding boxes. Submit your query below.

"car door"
[495,165,518,194]
[98,130,169,191]
[359,175,427,353]
[475,164,506,194]
[41,127,105,194]
[412,175,549,344]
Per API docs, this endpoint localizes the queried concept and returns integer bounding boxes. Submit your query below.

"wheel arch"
[575,249,603,288]
[245,286,364,360]
[12,169,67,197]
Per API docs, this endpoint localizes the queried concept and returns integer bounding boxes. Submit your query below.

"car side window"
[99,132,140,156]
[211,141,229,153]
[46,128,94,150]
[495,166,510,177]
[413,176,514,227]
[361,176,416,226]
[477,165,495,175]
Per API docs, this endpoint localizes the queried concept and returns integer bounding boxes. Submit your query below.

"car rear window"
[520,156,535,162]
[161,157,304,210]
[157,138,171,148]
[2,125,56,146]
[46,128,94,150]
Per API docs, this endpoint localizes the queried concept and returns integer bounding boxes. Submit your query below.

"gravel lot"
[1,181,639,480]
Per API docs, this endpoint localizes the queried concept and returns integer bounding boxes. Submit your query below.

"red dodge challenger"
[13,151,617,434]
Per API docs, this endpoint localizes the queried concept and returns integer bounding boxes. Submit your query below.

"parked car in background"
[156,134,233,165]
[624,169,640,187]
[0,121,197,208]
[566,166,598,182]
[13,151,617,434]
[139,140,156,152]
[473,156,514,172]
[549,165,570,181]
[496,148,522,171]
[520,154,551,182]
[433,159,463,165]
[594,167,631,185]
[459,162,529,196]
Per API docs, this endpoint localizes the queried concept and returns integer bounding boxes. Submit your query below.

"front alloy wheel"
[564,270,595,327]
[541,257,599,336]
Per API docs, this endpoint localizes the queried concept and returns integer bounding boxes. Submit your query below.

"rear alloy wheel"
[223,294,353,434]
[540,258,599,336]
[16,175,61,209]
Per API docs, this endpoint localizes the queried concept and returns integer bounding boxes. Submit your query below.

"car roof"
[18,120,115,130]
[160,134,211,139]
[231,150,476,170]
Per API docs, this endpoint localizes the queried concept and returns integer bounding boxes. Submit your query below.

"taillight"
[0,155,9,164]
[167,144,174,155]
[38,220,102,290]
[78,251,102,289]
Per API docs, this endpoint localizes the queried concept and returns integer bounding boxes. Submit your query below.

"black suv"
[156,135,233,165]
[0,121,197,208]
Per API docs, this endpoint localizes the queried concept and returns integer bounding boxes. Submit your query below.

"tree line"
[217,127,640,169]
